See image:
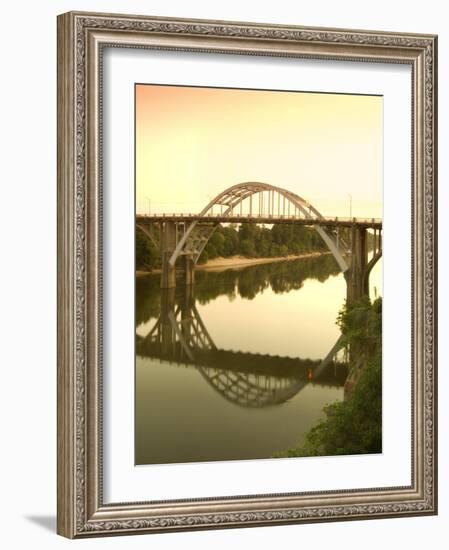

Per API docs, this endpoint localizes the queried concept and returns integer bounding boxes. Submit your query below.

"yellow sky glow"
[136,84,382,218]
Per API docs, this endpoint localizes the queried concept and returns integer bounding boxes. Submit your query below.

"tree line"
[136,223,333,271]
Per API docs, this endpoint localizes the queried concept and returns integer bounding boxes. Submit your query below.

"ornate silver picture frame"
[57,11,437,538]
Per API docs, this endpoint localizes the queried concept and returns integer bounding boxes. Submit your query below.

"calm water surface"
[135,254,382,464]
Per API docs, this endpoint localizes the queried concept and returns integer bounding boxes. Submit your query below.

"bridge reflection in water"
[135,255,363,464]
[136,285,348,409]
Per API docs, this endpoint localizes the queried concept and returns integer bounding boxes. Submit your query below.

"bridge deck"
[136,214,382,229]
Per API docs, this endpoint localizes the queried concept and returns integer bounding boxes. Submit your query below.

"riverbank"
[273,297,382,458]
[136,251,330,277]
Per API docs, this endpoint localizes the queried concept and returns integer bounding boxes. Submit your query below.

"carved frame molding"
[57,11,437,538]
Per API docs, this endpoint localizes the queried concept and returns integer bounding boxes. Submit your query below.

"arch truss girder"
[168,182,350,271]
[182,222,218,260]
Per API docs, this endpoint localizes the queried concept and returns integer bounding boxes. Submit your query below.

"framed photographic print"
[57,11,438,538]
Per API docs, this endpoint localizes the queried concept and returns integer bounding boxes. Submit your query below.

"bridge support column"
[345,226,369,304]
[182,255,195,286]
[160,221,176,289]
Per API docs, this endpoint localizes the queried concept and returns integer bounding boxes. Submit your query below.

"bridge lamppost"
[348,193,352,219]
[146,196,151,216]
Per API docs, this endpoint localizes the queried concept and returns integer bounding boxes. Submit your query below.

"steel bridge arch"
[169,182,349,272]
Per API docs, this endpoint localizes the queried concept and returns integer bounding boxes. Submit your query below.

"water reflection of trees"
[136,254,341,327]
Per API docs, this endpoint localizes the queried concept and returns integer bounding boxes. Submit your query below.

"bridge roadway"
[136,213,382,229]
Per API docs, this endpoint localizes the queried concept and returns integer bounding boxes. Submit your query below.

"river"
[135,254,382,464]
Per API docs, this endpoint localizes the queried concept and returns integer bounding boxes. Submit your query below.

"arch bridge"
[136,182,382,303]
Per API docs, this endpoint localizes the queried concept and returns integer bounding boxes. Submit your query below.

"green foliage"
[197,250,208,264]
[274,297,382,458]
[240,239,256,257]
[135,222,332,271]
[135,229,159,270]
[337,296,382,362]
[206,243,219,259]
[280,244,289,257]
[200,223,328,263]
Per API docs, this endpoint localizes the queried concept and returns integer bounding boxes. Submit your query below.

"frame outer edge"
[430,35,438,514]
[57,12,77,539]
[56,10,438,537]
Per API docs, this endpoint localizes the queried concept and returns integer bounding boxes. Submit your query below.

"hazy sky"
[136,84,382,218]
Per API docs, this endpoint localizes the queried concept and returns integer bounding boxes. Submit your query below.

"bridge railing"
[136,212,382,224]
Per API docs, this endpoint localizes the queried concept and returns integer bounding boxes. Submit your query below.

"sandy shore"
[136,251,329,276]
[196,252,328,271]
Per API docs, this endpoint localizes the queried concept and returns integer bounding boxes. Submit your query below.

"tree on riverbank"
[199,223,328,264]
[274,297,382,457]
[136,229,160,270]
[136,222,374,272]
[137,222,331,270]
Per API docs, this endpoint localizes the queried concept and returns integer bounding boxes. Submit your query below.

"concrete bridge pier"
[181,255,195,286]
[160,221,177,289]
[345,226,369,304]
